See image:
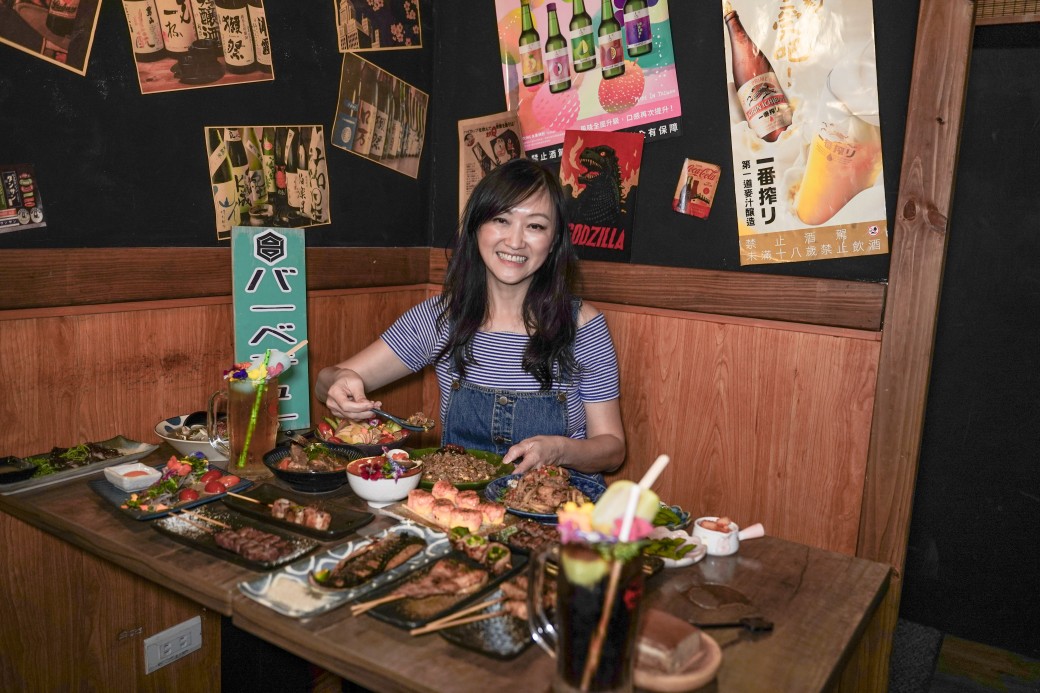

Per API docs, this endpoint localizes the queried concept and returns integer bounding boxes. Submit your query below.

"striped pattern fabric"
[382,297,620,439]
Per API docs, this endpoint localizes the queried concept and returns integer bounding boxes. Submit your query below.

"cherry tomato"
[219,475,241,488]
[178,488,200,502]
[199,469,223,483]
[204,480,225,494]
[316,422,334,440]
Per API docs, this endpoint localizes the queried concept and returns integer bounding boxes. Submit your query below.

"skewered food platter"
[221,484,375,540]
[153,506,319,571]
[237,522,450,618]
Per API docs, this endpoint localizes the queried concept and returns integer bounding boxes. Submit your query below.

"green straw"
[238,349,272,469]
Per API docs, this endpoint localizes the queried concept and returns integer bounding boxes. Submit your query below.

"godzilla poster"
[559,129,644,263]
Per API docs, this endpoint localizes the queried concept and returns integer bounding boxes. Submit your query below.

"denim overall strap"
[442,379,568,457]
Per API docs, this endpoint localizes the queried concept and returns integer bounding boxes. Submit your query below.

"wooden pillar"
[853,0,976,687]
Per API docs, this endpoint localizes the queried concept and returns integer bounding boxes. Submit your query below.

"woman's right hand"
[321,367,381,420]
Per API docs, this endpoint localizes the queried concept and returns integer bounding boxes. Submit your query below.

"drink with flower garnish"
[209,352,287,480]
[529,480,660,693]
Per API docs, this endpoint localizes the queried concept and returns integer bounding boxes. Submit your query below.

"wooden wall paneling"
[0,512,220,691]
[855,0,975,688]
[428,252,887,331]
[307,288,434,443]
[603,304,881,555]
[0,247,431,312]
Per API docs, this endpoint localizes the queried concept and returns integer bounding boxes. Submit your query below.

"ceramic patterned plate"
[237,522,451,618]
[437,586,533,659]
[484,473,606,524]
[0,436,160,495]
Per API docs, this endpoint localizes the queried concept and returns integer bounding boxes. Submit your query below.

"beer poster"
[721,0,889,266]
[559,129,645,263]
[494,0,681,163]
[206,125,331,242]
[335,0,422,52]
[0,164,46,233]
[122,0,275,95]
[458,111,525,216]
[0,0,101,75]
[331,53,429,179]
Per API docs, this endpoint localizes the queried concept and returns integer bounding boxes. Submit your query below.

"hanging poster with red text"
[722,0,889,266]
[559,128,644,263]
[494,0,680,163]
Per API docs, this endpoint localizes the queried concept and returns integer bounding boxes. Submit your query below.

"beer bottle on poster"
[215,0,256,74]
[623,0,652,58]
[244,126,267,205]
[473,140,495,176]
[260,126,276,202]
[246,0,271,73]
[724,2,791,142]
[544,3,570,93]
[354,62,377,156]
[46,0,80,37]
[569,0,595,73]
[273,126,288,202]
[225,127,251,219]
[336,82,360,150]
[284,127,302,211]
[122,0,166,63]
[154,0,197,54]
[369,73,391,161]
[207,128,239,235]
[597,0,624,79]
[518,0,544,87]
[190,0,221,43]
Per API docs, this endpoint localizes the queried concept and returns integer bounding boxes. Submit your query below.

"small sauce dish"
[104,462,161,492]
[692,516,765,556]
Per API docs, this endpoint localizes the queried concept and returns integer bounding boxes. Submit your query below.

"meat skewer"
[409,595,506,636]
[350,592,409,616]
[350,558,489,616]
[178,509,230,529]
[225,492,332,531]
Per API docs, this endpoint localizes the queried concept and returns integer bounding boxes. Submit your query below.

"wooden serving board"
[381,500,519,536]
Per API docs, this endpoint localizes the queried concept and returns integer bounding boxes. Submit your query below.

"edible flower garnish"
[357,455,411,482]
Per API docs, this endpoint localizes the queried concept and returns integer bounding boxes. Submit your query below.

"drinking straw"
[579,455,671,690]
[238,349,272,469]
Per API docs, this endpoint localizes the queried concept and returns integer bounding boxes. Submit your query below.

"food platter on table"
[237,522,451,618]
[152,506,319,571]
[411,446,513,491]
[89,457,252,520]
[220,483,375,540]
[0,436,159,495]
[483,468,607,524]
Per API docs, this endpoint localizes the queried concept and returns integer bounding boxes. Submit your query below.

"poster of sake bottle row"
[122,0,274,94]
[721,0,888,266]
[206,126,331,241]
[332,53,429,179]
[494,0,681,162]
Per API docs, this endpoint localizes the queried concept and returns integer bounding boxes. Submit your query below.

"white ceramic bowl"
[345,455,423,508]
[104,462,161,492]
[154,414,228,462]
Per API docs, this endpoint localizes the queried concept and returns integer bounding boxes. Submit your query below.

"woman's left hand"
[504,436,566,474]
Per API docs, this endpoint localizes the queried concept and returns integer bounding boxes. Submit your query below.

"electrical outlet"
[143,616,202,674]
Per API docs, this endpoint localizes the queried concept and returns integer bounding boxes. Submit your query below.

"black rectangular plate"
[364,550,528,630]
[152,506,319,571]
[437,585,533,660]
[220,483,374,540]
[88,463,253,520]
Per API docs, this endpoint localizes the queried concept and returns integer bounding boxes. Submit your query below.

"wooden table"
[0,446,890,692]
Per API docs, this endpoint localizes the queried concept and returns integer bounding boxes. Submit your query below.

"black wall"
[0,0,435,249]
[901,22,1040,660]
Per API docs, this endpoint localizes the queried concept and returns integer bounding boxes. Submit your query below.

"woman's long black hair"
[437,158,579,390]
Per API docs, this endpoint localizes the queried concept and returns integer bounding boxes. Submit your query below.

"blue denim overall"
[441,378,568,457]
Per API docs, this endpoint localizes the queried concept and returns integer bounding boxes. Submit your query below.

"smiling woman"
[316,159,626,477]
